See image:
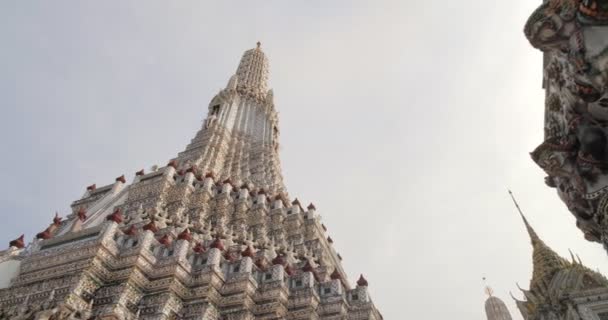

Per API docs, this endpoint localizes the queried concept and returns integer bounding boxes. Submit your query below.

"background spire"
[508,190,570,293]
[508,190,541,245]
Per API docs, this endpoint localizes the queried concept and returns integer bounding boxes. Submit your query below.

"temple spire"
[508,190,570,292]
[483,284,513,320]
[508,190,541,246]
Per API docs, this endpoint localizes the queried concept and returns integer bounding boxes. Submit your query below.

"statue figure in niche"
[272,126,279,151]
[205,104,220,129]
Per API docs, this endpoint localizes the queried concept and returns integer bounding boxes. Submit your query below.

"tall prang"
[524,0,608,252]
[0,44,382,320]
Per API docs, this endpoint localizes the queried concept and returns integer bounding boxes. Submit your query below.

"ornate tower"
[0,44,382,320]
[524,0,608,252]
[484,287,513,320]
[509,192,608,320]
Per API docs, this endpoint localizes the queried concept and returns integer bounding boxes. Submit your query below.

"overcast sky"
[1,1,606,319]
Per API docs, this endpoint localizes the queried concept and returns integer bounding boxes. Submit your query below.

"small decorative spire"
[330,269,342,280]
[255,257,268,271]
[86,184,96,191]
[177,228,193,242]
[357,274,368,287]
[36,226,53,240]
[484,286,494,297]
[142,219,159,233]
[327,236,333,244]
[158,234,172,246]
[193,242,206,253]
[302,260,315,273]
[123,225,138,236]
[284,264,295,276]
[106,208,123,224]
[53,212,62,226]
[9,234,25,249]
[77,207,87,221]
[241,245,255,258]
[307,203,316,211]
[135,169,145,176]
[115,175,126,184]
[224,250,237,262]
[210,236,225,251]
[256,41,261,49]
[167,159,178,169]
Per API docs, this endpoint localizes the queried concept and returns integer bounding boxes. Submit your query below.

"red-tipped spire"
[135,169,145,176]
[193,242,206,253]
[302,260,315,273]
[186,166,197,174]
[272,254,286,266]
[255,257,268,271]
[36,226,53,240]
[177,228,193,242]
[210,236,224,251]
[177,170,185,176]
[106,208,123,223]
[224,250,237,262]
[142,219,159,233]
[241,245,256,258]
[327,236,333,244]
[86,184,96,191]
[9,234,25,249]
[307,203,316,210]
[330,269,342,280]
[116,175,126,183]
[222,178,233,185]
[204,172,215,179]
[284,264,295,276]
[291,198,300,206]
[123,225,138,236]
[158,234,172,246]
[240,183,250,190]
[356,274,368,287]
[167,159,178,168]
[53,212,62,226]
[77,208,87,221]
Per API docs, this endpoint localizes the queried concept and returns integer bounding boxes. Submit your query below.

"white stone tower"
[0,43,382,320]
[484,287,513,320]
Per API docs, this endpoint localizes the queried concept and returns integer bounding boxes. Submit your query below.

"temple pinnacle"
[508,190,541,246]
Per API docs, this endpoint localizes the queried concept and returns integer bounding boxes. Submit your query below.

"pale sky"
[1,1,607,319]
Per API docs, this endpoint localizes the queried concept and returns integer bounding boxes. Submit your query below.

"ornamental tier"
[0,44,382,320]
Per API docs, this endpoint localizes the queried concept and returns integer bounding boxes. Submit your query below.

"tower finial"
[508,190,541,245]
[483,277,494,297]
[256,41,261,49]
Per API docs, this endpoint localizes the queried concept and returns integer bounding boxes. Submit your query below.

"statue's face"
[526,0,608,249]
